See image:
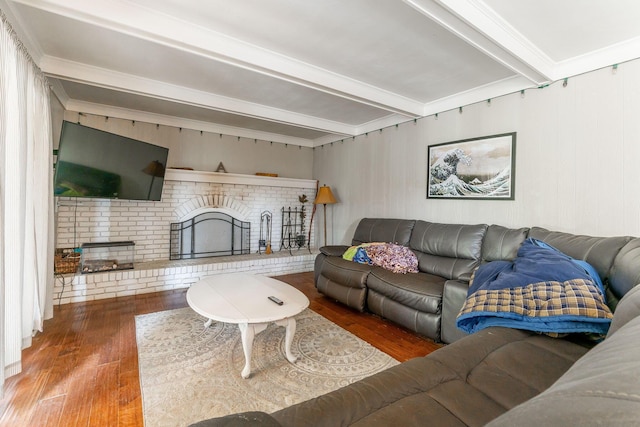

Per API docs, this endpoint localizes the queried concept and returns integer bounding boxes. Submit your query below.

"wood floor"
[0,271,442,427]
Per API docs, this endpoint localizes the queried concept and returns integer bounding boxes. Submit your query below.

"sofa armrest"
[319,245,350,257]
[607,283,640,337]
[457,271,473,282]
[441,279,470,344]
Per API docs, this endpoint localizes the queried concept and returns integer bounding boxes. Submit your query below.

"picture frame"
[427,132,516,200]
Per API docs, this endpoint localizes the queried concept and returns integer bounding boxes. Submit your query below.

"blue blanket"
[457,238,613,336]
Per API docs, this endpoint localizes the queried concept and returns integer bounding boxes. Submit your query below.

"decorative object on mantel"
[216,162,228,173]
[168,166,194,170]
[255,172,278,177]
[259,211,273,255]
[314,185,337,246]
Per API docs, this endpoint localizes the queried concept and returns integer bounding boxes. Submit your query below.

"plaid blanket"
[457,239,613,336]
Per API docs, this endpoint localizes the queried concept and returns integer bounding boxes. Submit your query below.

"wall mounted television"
[54,121,169,201]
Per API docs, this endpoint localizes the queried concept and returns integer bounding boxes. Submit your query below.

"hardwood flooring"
[0,271,442,427]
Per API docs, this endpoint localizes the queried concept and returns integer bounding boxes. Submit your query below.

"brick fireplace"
[54,170,318,304]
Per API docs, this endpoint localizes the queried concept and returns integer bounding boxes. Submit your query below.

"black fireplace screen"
[169,212,250,260]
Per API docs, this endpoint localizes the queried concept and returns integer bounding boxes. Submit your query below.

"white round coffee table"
[186,273,310,378]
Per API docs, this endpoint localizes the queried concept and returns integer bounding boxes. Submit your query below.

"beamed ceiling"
[3,0,640,146]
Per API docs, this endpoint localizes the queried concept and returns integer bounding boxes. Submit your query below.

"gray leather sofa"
[191,221,640,427]
[315,218,634,344]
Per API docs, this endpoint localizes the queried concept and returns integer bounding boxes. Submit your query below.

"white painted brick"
[55,180,317,304]
[85,288,106,296]
[118,290,137,297]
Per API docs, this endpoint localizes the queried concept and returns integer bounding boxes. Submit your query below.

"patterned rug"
[135,307,399,427]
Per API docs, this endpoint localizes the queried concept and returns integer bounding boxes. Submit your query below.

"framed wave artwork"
[427,132,516,200]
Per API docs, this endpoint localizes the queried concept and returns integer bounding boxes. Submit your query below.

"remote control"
[268,296,284,305]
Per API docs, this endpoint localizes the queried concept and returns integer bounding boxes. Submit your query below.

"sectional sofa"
[315,218,636,344]
[191,218,640,426]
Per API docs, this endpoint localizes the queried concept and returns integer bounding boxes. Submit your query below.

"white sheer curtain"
[0,10,54,394]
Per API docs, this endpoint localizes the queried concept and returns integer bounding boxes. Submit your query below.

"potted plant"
[296,194,308,247]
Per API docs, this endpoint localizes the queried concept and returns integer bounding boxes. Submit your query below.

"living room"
[2,1,640,426]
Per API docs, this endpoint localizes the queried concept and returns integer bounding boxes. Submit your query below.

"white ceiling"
[4,0,640,146]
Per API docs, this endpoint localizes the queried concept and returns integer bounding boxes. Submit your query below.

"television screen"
[54,121,169,201]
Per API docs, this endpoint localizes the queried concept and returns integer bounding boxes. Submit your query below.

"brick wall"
[54,175,318,304]
[53,251,317,305]
[56,179,318,261]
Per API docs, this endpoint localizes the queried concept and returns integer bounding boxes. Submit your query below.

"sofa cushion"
[529,227,631,284]
[270,327,590,427]
[481,224,529,262]
[351,218,416,246]
[486,310,640,427]
[367,268,444,314]
[409,221,487,280]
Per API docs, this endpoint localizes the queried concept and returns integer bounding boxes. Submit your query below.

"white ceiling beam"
[355,114,421,138]
[423,74,536,117]
[312,113,417,146]
[41,56,357,137]
[314,75,537,146]
[12,0,425,118]
[48,77,69,105]
[404,0,553,85]
[64,100,318,147]
[553,36,640,81]
[436,0,640,82]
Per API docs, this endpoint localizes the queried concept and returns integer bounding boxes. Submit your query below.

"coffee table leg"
[238,323,268,379]
[204,318,213,328]
[238,323,254,379]
[238,319,297,378]
[274,317,297,363]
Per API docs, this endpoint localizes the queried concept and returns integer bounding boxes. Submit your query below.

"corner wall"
[313,59,640,243]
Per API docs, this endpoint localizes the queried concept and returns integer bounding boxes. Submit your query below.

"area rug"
[135,307,399,427]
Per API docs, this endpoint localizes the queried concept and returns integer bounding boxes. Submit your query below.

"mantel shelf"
[164,169,317,189]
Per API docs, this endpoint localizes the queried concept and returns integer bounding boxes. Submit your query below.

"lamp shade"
[314,185,336,205]
[142,160,166,177]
